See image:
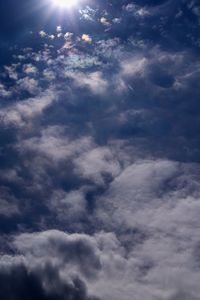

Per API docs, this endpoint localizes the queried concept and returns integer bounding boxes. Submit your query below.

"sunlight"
[51,0,78,9]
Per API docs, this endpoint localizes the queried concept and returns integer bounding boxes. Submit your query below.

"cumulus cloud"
[13,230,101,277]
[0,257,100,300]
[74,146,121,185]
[97,159,200,228]
[1,224,200,300]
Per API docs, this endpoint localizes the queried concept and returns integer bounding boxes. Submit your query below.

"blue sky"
[0,1,200,299]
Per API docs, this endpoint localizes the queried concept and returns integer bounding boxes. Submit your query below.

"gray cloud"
[0,258,100,300]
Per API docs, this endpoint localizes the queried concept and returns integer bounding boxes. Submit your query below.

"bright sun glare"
[51,0,78,9]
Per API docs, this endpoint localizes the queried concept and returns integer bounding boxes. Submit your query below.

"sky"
[0,0,200,299]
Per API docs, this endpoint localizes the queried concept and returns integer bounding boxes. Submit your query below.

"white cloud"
[4,65,19,80]
[121,57,147,77]
[100,17,110,26]
[23,64,38,75]
[74,146,121,185]
[19,127,92,162]
[17,77,39,94]
[69,71,108,95]
[39,30,47,38]
[0,83,11,97]
[82,34,92,43]
[56,25,62,32]
[1,89,56,126]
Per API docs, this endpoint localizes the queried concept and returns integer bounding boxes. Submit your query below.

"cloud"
[79,7,96,22]
[0,89,56,126]
[82,34,92,43]
[23,64,38,75]
[17,77,39,94]
[13,230,101,278]
[56,26,62,32]
[49,189,87,225]
[0,188,19,217]
[1,1,200,299]
[68,71,108,95]
[121,57,147,77]
[74,146,121,185]
[91,159,200,299]
[100,17,110,27]
[4,65,19,80]
[64,32,73,40]
[0,83,11,97]
[0,257,100,300]
[19,127,92,162]
[1,224,200,300]
[96,159,200,229]
[39,30,47,38]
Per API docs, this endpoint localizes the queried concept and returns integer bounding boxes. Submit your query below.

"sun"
[51,0,78,9]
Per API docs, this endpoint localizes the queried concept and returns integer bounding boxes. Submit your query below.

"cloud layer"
[0,0,200,299]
